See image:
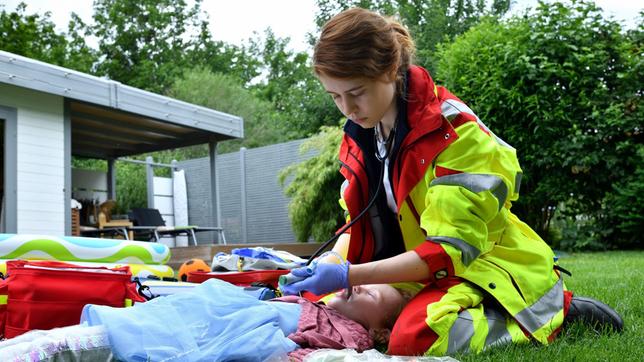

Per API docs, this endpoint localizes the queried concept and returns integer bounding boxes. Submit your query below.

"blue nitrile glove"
[280,262,350,295]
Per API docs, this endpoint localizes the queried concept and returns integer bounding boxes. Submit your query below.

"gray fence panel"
[178,158,215,242]
[217,152,243,244]
[245,142,309,244]
[178,138,315,245]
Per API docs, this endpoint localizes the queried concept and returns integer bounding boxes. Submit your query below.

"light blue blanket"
[81,278,300,362]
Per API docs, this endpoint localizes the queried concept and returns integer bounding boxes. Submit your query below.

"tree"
[248,29,341,139]
[596,14,644,249]
[89,0,281,96]
[91,0,207,93]
[0,2,96,72]
[435,0,642,248]
[166,68,285,153]
[279,125,345,242]
[186,21,263,86]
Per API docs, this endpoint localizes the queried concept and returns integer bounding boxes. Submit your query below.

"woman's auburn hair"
[313,7,415,93]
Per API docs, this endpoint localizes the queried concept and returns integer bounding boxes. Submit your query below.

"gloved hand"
[280,262,350,295]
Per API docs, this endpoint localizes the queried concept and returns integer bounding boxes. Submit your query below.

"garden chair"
[127,208,226,246]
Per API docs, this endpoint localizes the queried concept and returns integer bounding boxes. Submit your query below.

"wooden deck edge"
[167,243,328,270]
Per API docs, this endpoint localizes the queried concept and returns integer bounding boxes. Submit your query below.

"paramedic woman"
[281,7,623,356]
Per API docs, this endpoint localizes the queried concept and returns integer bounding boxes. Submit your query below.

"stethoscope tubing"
[306,122,396,265]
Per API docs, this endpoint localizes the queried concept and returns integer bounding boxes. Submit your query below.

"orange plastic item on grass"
[178,258,211,282]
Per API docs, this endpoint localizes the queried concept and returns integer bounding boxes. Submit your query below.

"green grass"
[454,251,644,362]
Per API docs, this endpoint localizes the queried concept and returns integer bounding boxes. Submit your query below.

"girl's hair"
[313,7,415,94]
[370,287,415,345]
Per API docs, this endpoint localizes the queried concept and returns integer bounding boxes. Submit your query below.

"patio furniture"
[80,225,131,239]
[79,200,133,239]
[127,208,226,246]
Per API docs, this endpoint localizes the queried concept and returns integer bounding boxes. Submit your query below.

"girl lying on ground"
[0,278,411,362]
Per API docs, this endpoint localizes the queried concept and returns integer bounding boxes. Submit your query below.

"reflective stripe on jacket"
[338,65,564,344]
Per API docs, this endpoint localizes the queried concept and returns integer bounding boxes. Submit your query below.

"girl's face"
[318,73,397,130]
[326,284,404,330]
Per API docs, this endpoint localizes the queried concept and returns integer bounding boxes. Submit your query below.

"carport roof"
[0,50,243,159]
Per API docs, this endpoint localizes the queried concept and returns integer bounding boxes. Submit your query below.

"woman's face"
[318,73,397,129]
[326,284,404,330]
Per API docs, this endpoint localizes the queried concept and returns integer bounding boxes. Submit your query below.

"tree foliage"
[90,0,339,140]
[0,2,97,72]
[279,125,345,242]
[435,0,642,248]
[167,68,286,153]
[599,147,644,248]
[91,0,206,93]
[247,29,341,139]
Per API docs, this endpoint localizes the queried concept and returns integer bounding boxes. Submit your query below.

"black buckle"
[554,264,572,276]
[133,277,158,301]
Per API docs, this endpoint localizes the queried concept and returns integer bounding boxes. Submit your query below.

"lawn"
[455,251,644,362]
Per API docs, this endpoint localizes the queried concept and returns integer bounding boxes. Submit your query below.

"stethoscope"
[306,120,398,266]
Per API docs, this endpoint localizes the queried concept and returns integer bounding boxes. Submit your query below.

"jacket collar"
[401,65,444,147]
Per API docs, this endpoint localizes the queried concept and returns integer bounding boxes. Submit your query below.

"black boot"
[564,296,624,333]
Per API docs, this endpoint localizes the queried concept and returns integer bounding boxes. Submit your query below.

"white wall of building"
[72,168,108,203]
[0,83,64,235]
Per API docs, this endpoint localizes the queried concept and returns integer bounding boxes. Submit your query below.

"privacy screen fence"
[178,138,316,245]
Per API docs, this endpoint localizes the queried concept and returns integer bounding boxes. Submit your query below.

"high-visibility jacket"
[338,65,565,346]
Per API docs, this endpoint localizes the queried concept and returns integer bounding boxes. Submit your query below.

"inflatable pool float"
[0,234,170,265]
[0,259,175,279]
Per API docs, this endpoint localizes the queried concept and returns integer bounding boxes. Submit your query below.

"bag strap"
[131,277,157,302]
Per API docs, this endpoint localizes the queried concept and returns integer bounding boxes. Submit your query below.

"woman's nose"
[340,97,356,116]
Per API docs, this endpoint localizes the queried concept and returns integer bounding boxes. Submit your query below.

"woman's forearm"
[347,250,430,286]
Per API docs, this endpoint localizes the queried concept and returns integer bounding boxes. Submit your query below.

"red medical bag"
[0,260,146,338]
[187,270,289,288]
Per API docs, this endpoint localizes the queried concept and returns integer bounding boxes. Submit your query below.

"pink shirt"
[274,296,373,361]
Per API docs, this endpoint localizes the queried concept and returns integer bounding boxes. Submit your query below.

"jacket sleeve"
[415,121,522,278]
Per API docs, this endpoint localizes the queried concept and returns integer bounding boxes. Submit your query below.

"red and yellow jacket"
[338,65,565,344]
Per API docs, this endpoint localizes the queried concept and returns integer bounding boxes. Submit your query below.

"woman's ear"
[369,327,391,345]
